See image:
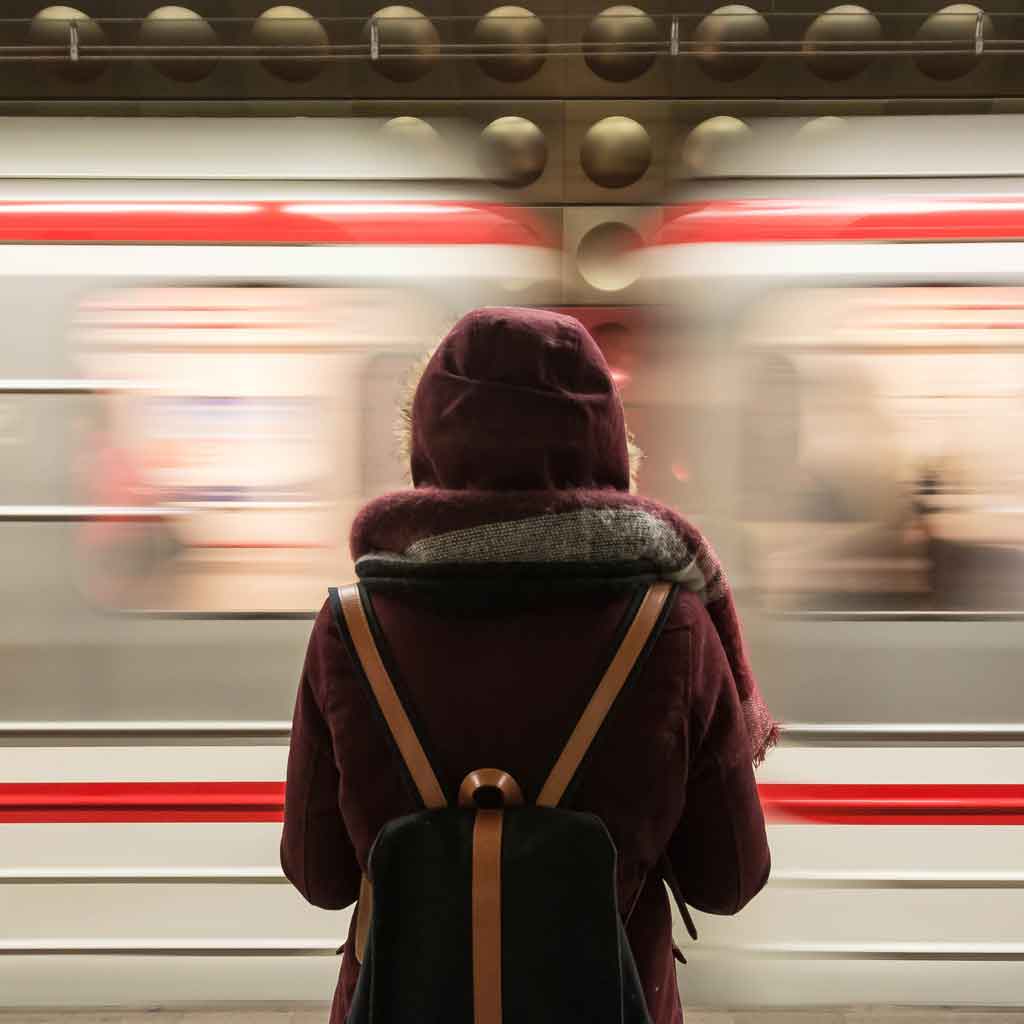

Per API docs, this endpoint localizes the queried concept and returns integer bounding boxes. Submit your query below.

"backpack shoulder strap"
[536,581,674,808]
[332,583,448,810]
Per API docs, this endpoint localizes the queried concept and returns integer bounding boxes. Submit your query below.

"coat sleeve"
[280,601,363,911]
[663,604,770,916]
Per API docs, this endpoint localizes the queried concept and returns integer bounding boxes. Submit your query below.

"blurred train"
[644,114,1024,1006]
[1,114,1023,1011]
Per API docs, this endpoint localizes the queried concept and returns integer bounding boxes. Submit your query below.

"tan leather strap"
[339,584,448,810]
[458,769,520,1022]
[472,808,504,1024]
[354,874,373,964]
[536,581,672,808]
[340,584,447,965]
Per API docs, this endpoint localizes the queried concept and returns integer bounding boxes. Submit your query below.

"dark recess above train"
[2,3,1024,104]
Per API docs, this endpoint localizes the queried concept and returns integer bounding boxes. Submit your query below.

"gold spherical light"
[583,5,658,83]
[915,3,993,80]
[251,6,328,83]
[140,6,218,82]
[29,6,107,82]
[380,116,444,167]
[580,115,652,189]
[381,115,440,144]
[803,5,881,80]
[474,6,546,82]
[796,115,848,141]
[478,116,548,188]
[576,221,643,292]
[364,6,440,83]
[694,4,771,82]
[678,115,750,178]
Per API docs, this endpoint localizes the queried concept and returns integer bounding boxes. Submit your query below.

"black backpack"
[329,580,675,1024]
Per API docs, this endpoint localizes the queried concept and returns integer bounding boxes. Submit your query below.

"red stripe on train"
[0,782,283,823]
[760,784,1024,825]
[652,197,1024,246]
[2,782,1024,824]
[0,201,549,247]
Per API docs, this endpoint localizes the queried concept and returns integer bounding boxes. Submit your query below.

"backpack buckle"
[458,768,524,808]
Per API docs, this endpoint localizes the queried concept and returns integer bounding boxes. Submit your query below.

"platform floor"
[2,1010,1024,1023]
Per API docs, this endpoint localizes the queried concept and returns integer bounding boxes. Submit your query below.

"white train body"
[2,115,1023,1010]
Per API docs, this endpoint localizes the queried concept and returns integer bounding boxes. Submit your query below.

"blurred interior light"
[281,202,478,216]
[0,203,259,214]
[718,197,1024,217]
[671,462,689,483]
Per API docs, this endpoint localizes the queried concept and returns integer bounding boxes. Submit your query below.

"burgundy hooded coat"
[281,308,771,1024]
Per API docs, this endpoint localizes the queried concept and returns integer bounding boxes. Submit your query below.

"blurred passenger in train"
[281,308,774,1024]
[74,397,180,606]
[916,452,1024,610]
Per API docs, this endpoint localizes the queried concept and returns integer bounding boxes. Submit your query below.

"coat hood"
[409,307,631,492]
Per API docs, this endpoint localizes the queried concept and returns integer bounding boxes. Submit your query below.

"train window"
[734,286,1024,611]
[72,285,444,613]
